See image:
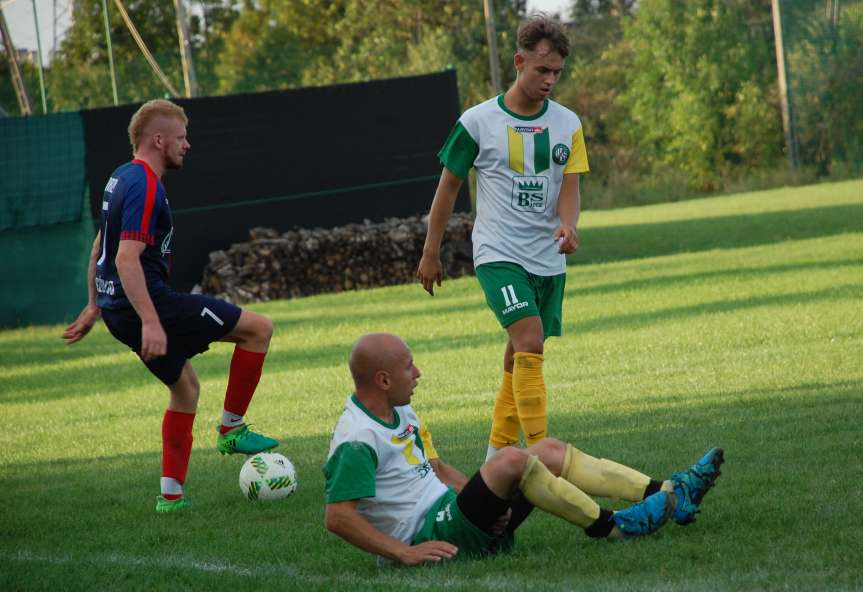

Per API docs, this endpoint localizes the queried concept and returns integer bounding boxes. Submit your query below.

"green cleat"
[216,424,278,456]
[155,495,189,513]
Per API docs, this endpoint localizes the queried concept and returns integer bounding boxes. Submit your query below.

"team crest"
[552,143,570,165]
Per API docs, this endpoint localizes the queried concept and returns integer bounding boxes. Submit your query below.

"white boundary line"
[3,549,535,590]
[5,550,300,578]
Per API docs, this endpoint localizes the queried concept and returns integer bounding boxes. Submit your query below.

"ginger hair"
[128,99,188,152]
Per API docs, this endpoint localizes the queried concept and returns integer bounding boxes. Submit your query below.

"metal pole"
[101,0,118,105]
[0,5,33,115]
[483,0,503,95]
[30,0,48,113]
[771,0,799,171]
[173,0,197,97]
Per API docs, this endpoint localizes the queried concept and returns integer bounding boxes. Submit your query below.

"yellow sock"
[489,371,520,448]
[519,454,600,528]
[561,444,651,502]
[513,352,547,445]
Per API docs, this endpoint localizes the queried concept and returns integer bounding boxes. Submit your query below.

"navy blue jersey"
[96,159,174,309]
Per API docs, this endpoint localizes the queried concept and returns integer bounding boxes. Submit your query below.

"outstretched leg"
[479,440,673,540]
[560,444,659,501]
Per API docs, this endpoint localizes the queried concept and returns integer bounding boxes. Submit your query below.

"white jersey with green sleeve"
[438,95,589,276]
[324,394,447,545]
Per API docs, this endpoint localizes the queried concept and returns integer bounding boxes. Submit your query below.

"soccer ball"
[239,452,298,501]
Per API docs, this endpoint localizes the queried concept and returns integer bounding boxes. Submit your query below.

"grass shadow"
[571,203,863,265]
[5,279,861,405]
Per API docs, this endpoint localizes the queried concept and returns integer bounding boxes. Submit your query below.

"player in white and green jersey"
[417,16,589,458]
[323,334,725,565]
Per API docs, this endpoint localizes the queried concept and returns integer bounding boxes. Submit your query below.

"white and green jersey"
[324,394,447,545]
[439,95,589,276]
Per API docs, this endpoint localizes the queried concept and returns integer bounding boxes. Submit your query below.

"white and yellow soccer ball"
[239,452,298,501]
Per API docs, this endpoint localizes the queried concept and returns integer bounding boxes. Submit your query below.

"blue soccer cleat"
[670,447,725,525]
[611,490,674,538]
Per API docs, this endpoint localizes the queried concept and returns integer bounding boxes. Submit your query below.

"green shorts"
[412,489,513,558]
[475,261,566,338]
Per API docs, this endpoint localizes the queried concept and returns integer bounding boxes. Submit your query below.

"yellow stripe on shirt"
[564,127,590,174]
[507,126,525,174]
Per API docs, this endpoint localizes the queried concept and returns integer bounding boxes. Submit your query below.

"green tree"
[619,0,781,190]
[783,0,863,175]
[0,54,41,116]
[45,0,237,110]
[214,0,306,94]
[200,0,526,107]
[47,0,183,110]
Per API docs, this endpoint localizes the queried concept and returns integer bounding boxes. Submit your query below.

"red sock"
[220,347,267,434]
[162,410,195,490]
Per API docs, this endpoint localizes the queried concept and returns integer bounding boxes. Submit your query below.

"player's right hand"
[416,253,443,296]
[398,541,458,565]
[140,320,168,362]
[62,304,101,345]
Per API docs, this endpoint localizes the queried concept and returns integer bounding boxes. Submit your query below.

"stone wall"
[199,213,475,303]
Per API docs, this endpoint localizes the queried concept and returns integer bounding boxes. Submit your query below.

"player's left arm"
[418,422,468,491]
[554,173,581,255]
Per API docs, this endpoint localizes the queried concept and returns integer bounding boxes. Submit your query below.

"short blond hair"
[128,99,188,151]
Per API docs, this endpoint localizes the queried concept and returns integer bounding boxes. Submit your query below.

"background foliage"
[2,0,861,205]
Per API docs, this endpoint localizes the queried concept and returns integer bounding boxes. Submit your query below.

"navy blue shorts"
[101,291,242,386]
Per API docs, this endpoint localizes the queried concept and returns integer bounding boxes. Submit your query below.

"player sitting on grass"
[324,333,724,564]
[63,99,278,513]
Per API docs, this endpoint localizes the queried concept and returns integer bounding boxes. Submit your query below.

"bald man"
[323,334,724,564]
[64,99,279,512]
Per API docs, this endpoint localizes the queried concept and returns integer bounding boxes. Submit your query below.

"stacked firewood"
[198,213,475,303]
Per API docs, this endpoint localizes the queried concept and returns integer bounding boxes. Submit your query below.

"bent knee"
[237,311,273,346]
[256,315,274,342]
[529,438,565,472]
[492,446,532,478]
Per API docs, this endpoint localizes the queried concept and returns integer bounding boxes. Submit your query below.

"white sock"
[221,411,244,430]
[160,477,183,497]
[485,445,500,462]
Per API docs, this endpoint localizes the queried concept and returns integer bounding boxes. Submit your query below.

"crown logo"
[517,180,544,191]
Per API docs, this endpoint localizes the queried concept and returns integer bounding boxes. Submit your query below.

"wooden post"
[483,0,503,95]
[0,6,33,115]
[771,0,799,171]
[101,0,119,105]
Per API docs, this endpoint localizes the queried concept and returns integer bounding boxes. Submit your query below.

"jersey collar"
[132,158,159,179]
[351,393,400,429]
[497,94,549,121]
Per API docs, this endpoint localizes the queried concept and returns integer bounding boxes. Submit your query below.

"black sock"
[643,479,664,499]
[584,509,615,538]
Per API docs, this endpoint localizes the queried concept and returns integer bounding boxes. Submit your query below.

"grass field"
[2,180,862,591]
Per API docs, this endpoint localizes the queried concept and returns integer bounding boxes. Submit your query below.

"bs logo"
[552,143,570,165]
[511,176,548,212]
